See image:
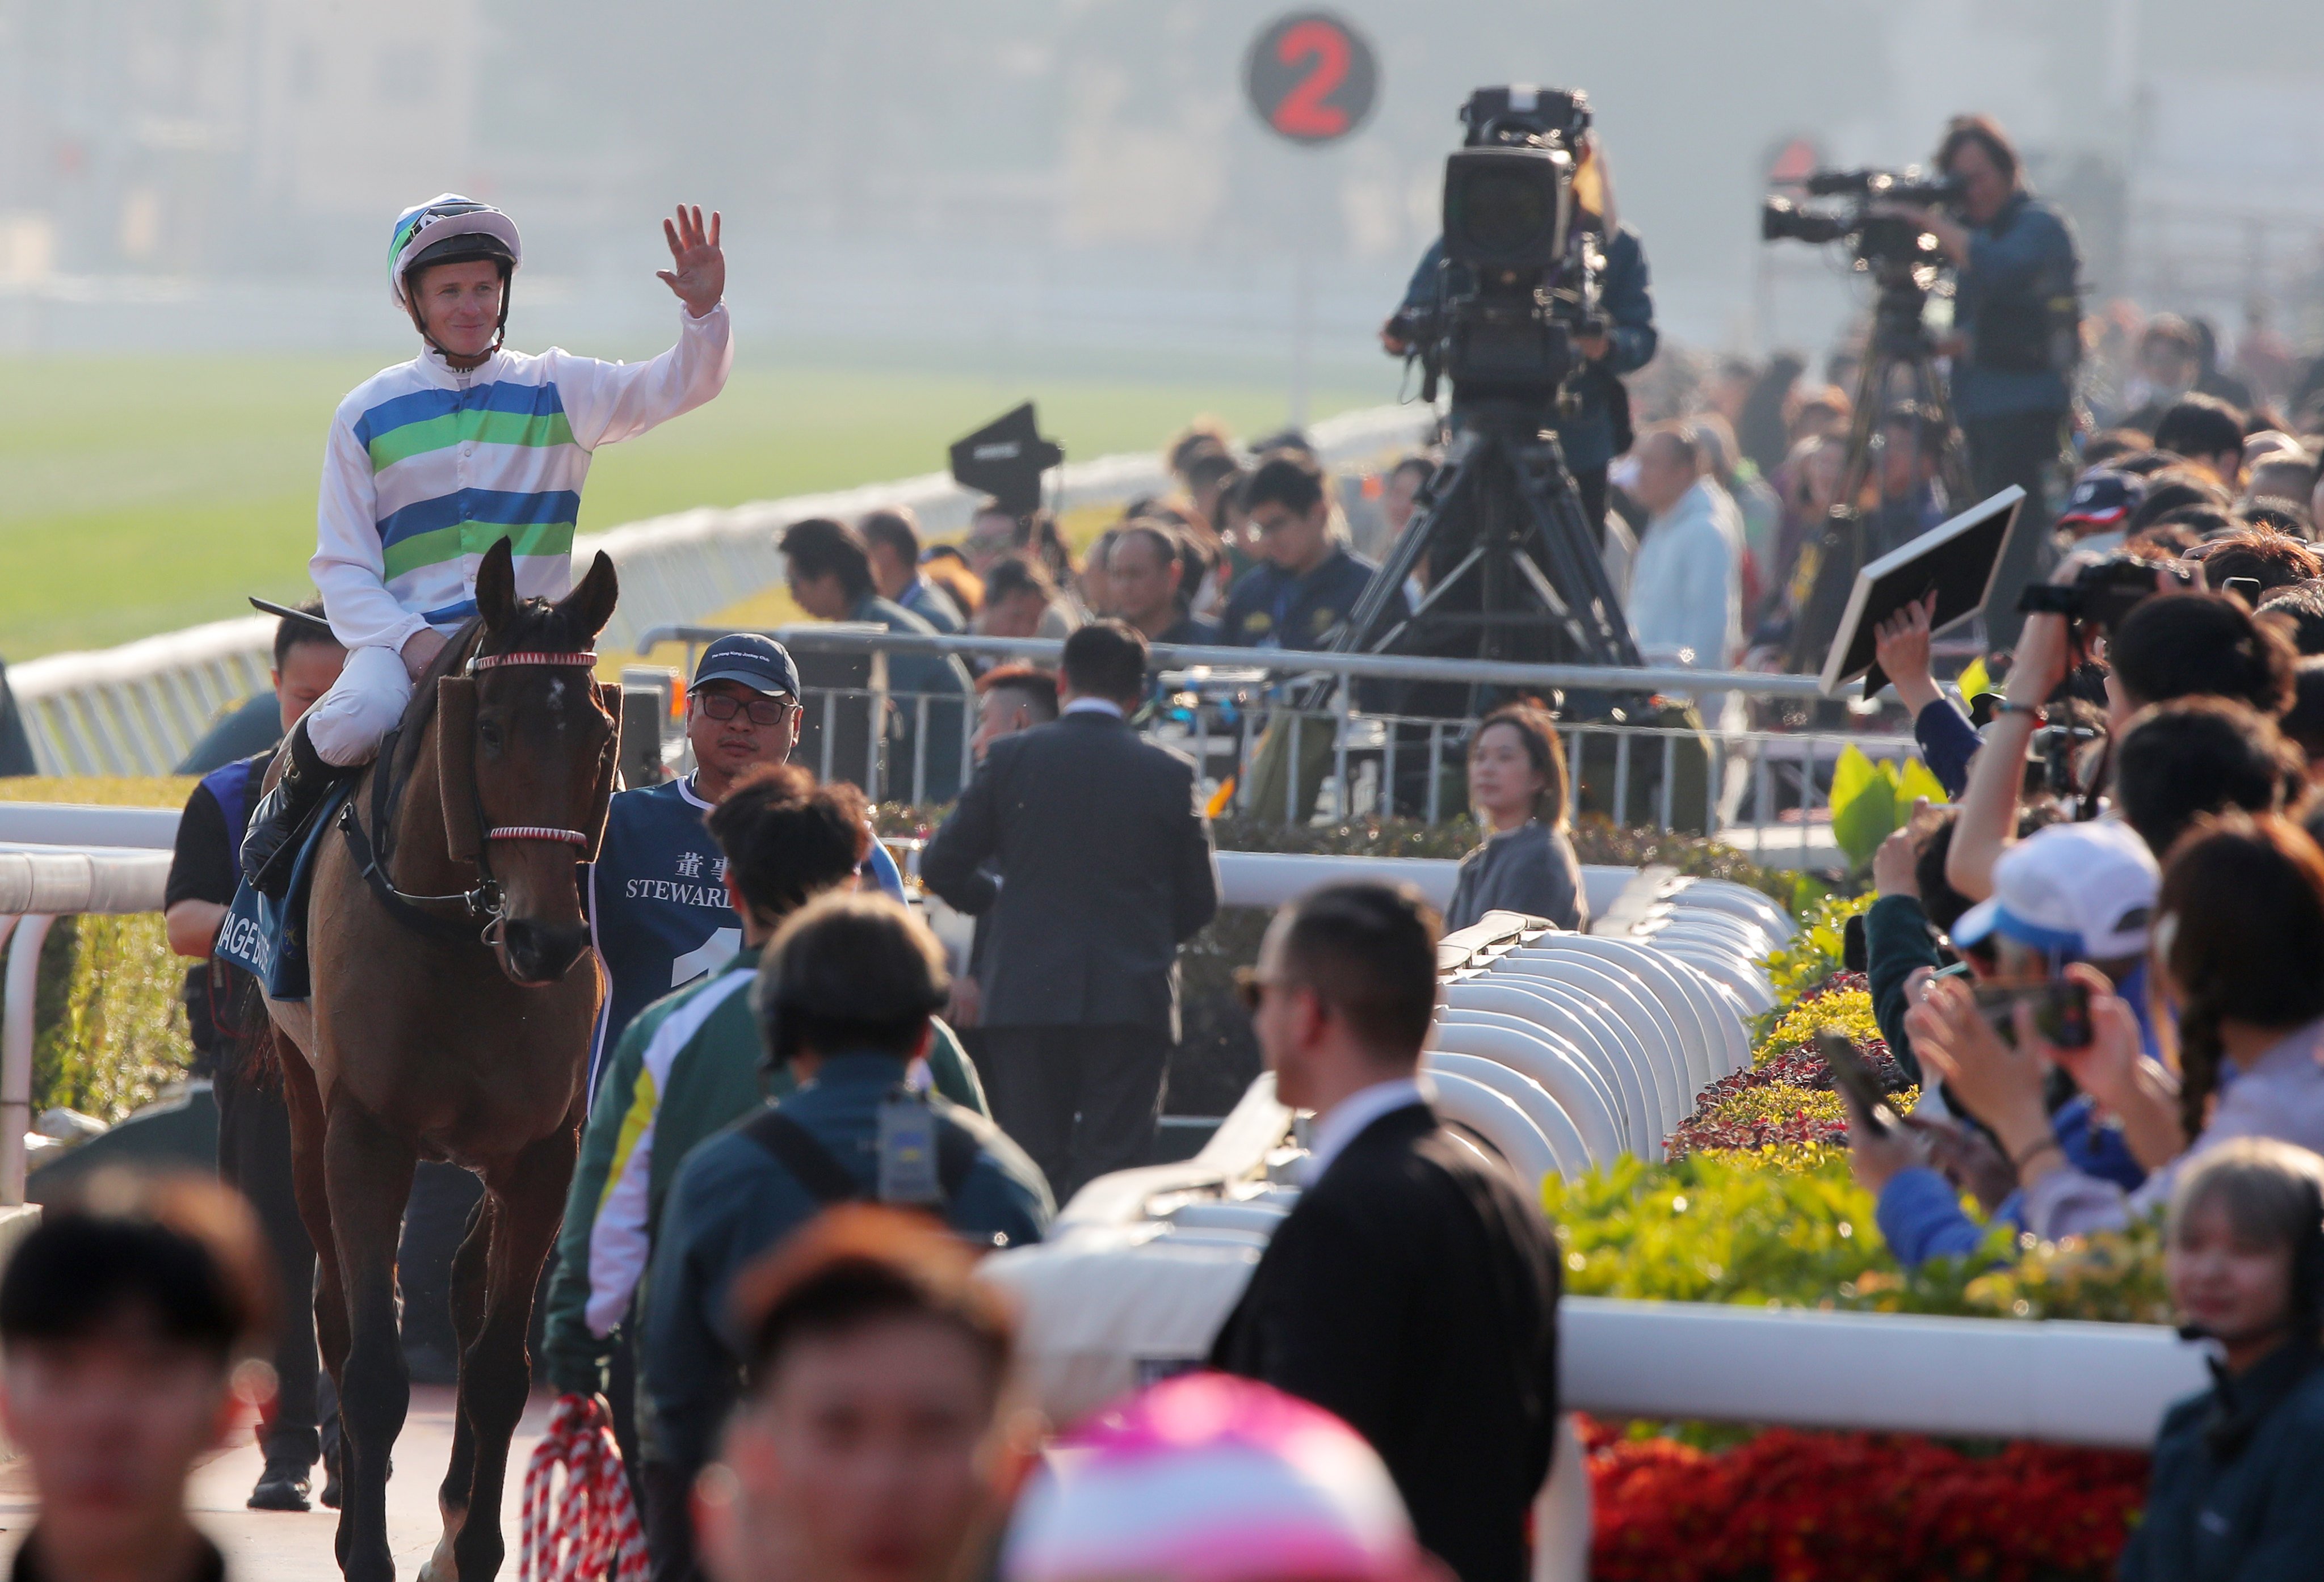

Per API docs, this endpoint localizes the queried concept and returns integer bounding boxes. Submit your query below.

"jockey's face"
[411,259,505,360]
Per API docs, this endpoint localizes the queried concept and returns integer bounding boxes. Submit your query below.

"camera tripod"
[1782,260,1975,674]
[1331,398,1641,718]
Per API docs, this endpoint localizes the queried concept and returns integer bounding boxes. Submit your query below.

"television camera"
[1760,166,1976,674]
[1351,85,1640,701]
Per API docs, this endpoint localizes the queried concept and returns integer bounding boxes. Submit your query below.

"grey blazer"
[921,711,1221,1036]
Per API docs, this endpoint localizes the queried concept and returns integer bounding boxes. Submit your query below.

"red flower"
[1577,1416,2146,1581]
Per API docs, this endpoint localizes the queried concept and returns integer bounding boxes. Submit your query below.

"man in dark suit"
[1209,883,1562,1582]
[922,621,1221,1199]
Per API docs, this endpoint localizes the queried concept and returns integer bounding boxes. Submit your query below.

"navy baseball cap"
[692,633,800,699]
[2057,470,2144,532]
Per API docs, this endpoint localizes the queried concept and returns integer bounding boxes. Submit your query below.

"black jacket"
[921,710,1220,1036]
[1209,1103,1562,1582]
[2119,1340,2324,1582]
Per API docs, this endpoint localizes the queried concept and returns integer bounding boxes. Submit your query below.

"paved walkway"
[0,1386,553,1581]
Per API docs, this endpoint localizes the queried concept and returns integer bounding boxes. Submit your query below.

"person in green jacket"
[541,764,986,1412]
[2121,1137,2324,1582]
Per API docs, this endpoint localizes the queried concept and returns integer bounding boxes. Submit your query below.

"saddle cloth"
[215,783,355,1003]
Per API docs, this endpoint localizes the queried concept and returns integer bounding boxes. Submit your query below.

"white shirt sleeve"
[553,302,735,452]
[310,406,428,655]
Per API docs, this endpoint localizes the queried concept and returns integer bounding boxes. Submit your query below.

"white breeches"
[305,643,415,767]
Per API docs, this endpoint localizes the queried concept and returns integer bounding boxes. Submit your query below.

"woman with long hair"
[1908,811,2324,1239]
[1443,704,1587,933]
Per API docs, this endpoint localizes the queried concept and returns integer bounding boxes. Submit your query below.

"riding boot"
[241,717,353,898]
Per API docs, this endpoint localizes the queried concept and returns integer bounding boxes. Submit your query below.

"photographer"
[1944,574,2294,903]
[1911,813,2324,1244]
[1887,115,2080,646]
[1382,101,1655,538]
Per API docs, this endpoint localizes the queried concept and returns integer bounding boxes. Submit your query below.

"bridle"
[341,648,609,946]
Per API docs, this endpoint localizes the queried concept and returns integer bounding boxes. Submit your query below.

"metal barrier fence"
[642,624,1917,849]
[7,404,1432,777]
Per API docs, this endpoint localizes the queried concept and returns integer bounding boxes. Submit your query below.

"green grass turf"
[0,354,1379,659]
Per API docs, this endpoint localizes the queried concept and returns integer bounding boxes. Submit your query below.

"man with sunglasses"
[586,635,902,1100]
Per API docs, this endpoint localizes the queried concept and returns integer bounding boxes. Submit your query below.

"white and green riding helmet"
[388,194,523,350]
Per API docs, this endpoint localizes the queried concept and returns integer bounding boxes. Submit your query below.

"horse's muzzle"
[499,918,591,986]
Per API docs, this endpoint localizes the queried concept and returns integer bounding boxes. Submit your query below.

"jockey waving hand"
[243,198,732,891]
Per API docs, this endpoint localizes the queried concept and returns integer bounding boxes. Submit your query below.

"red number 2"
[1272,20,1350,138]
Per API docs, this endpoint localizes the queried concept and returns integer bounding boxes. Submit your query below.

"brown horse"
[263,538,620,1582]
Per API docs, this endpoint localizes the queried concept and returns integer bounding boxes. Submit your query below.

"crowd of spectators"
[48,151,2324,1582]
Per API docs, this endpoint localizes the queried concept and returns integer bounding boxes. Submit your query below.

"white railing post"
[2,915,56,1207]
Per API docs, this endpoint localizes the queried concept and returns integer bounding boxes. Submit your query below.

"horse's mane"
[389,593,601,783]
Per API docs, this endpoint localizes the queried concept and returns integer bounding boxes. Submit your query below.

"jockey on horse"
[242,195,732,893]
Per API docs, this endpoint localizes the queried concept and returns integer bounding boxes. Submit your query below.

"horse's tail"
[221,967,285,1095]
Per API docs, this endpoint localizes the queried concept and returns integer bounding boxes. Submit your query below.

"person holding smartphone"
[1850,818,2158,1269]
[1910,812,2324,1246]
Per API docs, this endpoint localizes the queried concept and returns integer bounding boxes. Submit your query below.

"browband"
[468,650,599,673]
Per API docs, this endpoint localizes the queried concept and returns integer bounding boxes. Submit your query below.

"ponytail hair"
[2154,811,2324,1138]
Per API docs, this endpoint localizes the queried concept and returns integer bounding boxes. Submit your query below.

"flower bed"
[1582,1414,2148,1582]
[1553,878,2178,1575]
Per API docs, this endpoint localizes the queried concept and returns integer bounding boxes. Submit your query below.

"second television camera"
[1762,167,1964,276]
[1394,86,1607,410]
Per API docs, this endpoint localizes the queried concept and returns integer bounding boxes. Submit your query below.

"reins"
[339,648,604,947]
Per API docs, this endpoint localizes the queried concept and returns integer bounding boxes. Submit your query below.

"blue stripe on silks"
[423,598,480,626]
[377,489,583,552]
[352,380,570,453]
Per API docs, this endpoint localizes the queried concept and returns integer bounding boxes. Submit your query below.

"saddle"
[215,779,354,1002]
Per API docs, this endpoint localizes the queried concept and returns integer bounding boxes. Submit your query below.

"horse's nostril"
[499,919,588,982]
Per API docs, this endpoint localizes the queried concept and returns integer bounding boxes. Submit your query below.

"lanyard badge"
[877,1092,943,1205]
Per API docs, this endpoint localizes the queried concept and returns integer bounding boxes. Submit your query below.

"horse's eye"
[478,720,505,752]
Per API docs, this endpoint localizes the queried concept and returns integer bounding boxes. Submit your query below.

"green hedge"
[0,780,201,1122]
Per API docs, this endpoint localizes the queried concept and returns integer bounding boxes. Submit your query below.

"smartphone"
[1816,1028,1893,1135]
[1970,978,2092,1050]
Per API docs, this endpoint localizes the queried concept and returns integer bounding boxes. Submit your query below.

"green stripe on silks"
[368,408,578,471]
[382,520,578,583]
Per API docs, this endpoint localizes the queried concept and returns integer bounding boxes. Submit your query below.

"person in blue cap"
[585,634,903,1099]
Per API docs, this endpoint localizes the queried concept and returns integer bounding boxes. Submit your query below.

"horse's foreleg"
[444,1125,575,1582]
[326,1098,420,1582]
[280,1047,350,1387]
[431,1192,495,1556]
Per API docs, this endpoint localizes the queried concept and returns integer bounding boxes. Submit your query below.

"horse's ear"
[560,552,619,644]
[438,676,481,862]
[476,537,518,632]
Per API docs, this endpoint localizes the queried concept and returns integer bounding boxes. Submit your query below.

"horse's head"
[438,539,620,986]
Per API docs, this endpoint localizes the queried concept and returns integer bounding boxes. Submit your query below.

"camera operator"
[1381,106,1656,540]
[1882,115,2080,647]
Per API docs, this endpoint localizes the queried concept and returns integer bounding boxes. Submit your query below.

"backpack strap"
[741,1100,983,1210]
[741,1110,864,1206]
[932,1103,978,1204]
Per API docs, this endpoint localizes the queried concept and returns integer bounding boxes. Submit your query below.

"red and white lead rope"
[518,1395,649,1582]
[489,826,592,845]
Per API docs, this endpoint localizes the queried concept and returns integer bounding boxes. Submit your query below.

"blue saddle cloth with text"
[215,783,354,1004]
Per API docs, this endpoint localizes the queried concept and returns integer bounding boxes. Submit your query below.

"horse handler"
[243,195,732,891]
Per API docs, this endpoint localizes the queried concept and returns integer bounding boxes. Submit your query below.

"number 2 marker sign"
[1244,12,1377,146]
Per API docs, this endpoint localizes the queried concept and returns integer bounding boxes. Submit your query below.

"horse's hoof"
[418,1551,457,1582]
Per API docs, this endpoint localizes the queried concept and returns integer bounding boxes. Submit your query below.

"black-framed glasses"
[695,691,797,727]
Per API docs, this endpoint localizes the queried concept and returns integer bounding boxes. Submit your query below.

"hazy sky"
[5,0,2322,364]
